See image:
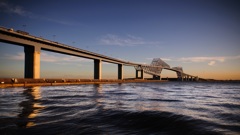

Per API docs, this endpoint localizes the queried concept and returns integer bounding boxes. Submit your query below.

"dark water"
[0,82,240,135]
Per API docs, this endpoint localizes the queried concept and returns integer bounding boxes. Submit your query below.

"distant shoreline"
[0,78,239,88]
[0,78,169,88]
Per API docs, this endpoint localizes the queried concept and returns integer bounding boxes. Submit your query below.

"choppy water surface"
[0,82,240,135]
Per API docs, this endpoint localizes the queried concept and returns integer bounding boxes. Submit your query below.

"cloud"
[161,58,173,61]
[0,1,30,16]
[179,56,225,63]
[2,52,91,64]
[227,55,240,60]
[100,34,161,46]
[0,1,76,25]
[5,52,25,60]
[41,53,92,63]
[208,61,216,66]
[146,55,240,66]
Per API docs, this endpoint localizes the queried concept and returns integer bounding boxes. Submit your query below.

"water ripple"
[0,82,239,134]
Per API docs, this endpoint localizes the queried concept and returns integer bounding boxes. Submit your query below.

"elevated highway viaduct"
[0,27,198,81]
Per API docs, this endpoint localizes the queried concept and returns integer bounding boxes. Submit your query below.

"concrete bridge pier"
[24,46,41,79]
[136,70,144,79]
[94,59,102,80]
[118,64,123,80]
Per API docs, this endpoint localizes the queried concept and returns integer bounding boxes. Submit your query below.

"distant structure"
[134,58,198,81]
[0,27,198,81]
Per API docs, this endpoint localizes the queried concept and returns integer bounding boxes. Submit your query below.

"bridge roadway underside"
[24,46,124,79]
[0,29,197,81]
[24,46,41,78]
[0,33,126,80]
[0,30,135,79]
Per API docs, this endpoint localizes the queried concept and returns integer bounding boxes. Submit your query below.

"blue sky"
[0,0,240,79]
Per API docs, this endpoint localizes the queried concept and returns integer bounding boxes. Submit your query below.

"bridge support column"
[24,46,41,79]
[136,70,144,79]
[94,59,102,80]
[141,70,144,79]
[136,70,138,78]
[118,64,123,80]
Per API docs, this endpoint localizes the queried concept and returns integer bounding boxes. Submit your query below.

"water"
[0,82,240,135]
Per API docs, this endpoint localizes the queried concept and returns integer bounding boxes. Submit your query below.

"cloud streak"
[2,52,91,64]
[0,1,76,25]
[179,56,225,63]
[147,55,240,66]
[208,61,216,66]
[0,1,31,16]
[100,34,161,46]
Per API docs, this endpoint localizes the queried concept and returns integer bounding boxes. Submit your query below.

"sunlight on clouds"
[208,61,216,66]
[1,52,25,61]
[41,52,91,63]
[161,58,172,61]
[179,56,225,63]
[179,55,240,63]
[146,55,240,66]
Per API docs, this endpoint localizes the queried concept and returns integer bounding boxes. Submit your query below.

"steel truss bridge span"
[134,58,198,81]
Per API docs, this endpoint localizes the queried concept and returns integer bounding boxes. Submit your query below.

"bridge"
[0,27,198,81]
[135,58,198,81]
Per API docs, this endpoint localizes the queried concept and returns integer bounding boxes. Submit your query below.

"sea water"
[0,82,240,135]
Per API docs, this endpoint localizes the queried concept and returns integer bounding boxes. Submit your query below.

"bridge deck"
[0,27,198,79]
[0,27,139,66]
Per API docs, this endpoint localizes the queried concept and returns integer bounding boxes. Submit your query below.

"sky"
[0,0,240,80]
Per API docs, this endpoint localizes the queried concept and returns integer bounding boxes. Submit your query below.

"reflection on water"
[0,82,240,134]
[18,87,44,128]
[94,84,104,111]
